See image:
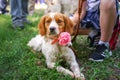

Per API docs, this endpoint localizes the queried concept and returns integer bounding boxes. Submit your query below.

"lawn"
[0,11,120,80]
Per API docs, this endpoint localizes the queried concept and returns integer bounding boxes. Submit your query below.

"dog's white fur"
[27,13,85,80]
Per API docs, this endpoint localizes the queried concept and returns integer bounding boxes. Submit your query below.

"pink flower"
[59,32,71,46]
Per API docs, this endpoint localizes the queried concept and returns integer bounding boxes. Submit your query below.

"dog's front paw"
[75,73,85,80]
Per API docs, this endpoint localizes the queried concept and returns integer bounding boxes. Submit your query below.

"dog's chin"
[47,34,58,39]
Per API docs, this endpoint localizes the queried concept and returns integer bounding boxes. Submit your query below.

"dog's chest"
[42,38,62,55]
[41,38,73,61]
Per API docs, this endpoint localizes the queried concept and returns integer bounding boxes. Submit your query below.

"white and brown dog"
[27,13,85,80]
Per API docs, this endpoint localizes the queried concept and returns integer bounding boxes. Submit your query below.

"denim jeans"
[0,0,7,13]
[10,0,28,24]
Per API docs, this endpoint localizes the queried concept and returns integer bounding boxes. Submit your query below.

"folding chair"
[72,0,120,50]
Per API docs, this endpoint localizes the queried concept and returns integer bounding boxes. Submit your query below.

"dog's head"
[38,13,74,39]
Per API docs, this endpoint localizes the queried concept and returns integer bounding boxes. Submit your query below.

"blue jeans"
[10,0,28,24]
[0,0,7,13]
[40,0,45,4]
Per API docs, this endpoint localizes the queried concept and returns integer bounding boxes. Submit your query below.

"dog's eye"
[57,20,62,24]
[46,20,51,24]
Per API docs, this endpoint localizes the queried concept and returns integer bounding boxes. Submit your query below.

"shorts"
[81,0,119,31]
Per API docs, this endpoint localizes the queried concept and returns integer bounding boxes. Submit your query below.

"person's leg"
[10,0,24,29]
[100,0,117,42]
[2,0,7,14]
[21,0,28,20]
[21,0,28,17]
[40,0,45,4]
[21,0,31,24]
[89,0,117,62]
[0,0,2,14]
[0,0,7,14]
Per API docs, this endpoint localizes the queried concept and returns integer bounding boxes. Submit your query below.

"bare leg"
[89,0,117,62]
[100,0,117,42]
[70,1,87,26]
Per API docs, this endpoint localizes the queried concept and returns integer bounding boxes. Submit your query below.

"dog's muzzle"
[50,26,56,34]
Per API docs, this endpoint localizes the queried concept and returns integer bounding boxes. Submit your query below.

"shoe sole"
[89,51,112,62]
[88,58,104,62]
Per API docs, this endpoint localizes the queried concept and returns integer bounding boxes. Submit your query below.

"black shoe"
[12,21,24,29]
[2,10,9,14]
[22,19,32,25]
[89,44,112,62]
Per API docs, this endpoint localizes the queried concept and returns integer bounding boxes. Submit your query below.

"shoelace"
[94,44,107,54]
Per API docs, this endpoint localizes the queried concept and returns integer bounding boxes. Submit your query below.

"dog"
[27,12,85,80]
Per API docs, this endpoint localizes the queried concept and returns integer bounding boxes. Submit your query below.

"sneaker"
[12,21,24,29]
[2,10,9,14]
[22,19,32,25]
[89,44,112,62]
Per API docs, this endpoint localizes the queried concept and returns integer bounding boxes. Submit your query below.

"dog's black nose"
[50,27,55,32]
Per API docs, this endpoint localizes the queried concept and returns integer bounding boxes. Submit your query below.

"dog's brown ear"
[38,15,47,36]
[63,15,74,35]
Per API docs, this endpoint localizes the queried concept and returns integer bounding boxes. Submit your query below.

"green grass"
[0,11,120,80]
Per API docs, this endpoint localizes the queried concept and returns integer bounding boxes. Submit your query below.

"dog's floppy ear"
[38,15,47,36]
[63,15,74,35]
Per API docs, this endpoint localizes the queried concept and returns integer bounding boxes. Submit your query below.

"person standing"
[10,0,31,29]
[0,0,8,14]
